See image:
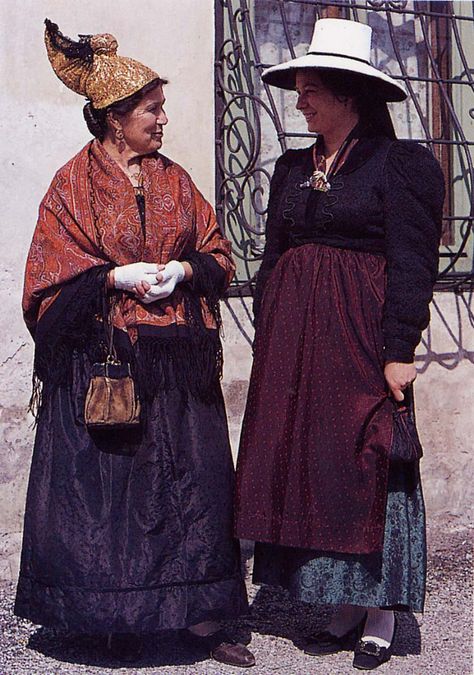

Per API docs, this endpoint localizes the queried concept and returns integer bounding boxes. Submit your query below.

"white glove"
[141,260,186,304]
[114,262,160,292]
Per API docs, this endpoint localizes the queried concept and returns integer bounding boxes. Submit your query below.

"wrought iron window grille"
[215,0,474,295]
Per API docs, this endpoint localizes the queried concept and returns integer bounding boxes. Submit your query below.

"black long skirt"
[15,357,247,633]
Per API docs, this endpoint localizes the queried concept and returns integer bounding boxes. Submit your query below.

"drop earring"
[116,129,126,153]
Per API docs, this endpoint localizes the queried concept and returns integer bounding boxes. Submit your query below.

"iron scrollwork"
[215,0,474,294]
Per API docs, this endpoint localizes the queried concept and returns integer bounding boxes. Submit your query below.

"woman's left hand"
[384,362,417,402]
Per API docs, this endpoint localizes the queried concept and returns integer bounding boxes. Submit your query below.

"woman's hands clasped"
[141,260,185,303]
[384,362,417,402]
[113,262,161,292]
[110,260,188,303]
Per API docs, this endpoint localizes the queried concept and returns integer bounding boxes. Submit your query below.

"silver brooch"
[300,169,331,192]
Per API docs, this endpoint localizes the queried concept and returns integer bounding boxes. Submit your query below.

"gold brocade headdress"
[44,19,161,109]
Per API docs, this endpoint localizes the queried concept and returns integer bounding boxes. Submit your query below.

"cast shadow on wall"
[225,291,474,371]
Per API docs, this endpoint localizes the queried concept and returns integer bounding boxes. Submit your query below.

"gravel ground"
[0,516,472,675]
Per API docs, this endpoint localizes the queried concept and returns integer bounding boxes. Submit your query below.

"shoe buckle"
[357,640,382,657]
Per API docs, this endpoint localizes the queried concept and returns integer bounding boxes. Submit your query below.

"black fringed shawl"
[31,258,227,416]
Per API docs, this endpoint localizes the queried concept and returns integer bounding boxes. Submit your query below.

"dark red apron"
[235,243,393,555]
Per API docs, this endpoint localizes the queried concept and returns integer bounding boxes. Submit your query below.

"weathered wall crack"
[0,343,27,367]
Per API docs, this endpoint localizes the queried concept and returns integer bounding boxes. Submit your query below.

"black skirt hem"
[15,573,248,633]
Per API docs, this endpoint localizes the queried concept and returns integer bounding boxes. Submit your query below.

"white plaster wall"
[0,0,215,581]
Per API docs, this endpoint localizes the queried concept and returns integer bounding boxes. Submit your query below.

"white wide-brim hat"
[262,18,406,102]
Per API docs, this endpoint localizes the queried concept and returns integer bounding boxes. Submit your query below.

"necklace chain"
[127,165,144,195]
[300,130,358,192]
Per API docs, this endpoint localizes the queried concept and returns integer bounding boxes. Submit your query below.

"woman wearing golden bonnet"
[16,20,254,667]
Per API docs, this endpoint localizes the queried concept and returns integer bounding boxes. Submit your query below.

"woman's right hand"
[113,262,160,292]
[384,362,417,402]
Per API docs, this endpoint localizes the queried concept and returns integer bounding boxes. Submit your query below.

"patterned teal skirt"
[253,463,426,612]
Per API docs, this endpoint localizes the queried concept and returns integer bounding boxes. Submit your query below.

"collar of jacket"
[280,128,390,229]
[310,124,391,177]
[335,128,391,176]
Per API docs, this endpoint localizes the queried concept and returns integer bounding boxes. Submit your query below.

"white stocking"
[362,608,395,648]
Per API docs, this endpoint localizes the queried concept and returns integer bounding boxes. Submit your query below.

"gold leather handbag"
[84,305,141,429]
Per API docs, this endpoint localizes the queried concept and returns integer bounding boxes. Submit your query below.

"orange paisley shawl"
[23,139,234,339]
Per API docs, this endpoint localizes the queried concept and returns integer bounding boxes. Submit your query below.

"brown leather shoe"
[211,638,256,668]
[187,629,255,668]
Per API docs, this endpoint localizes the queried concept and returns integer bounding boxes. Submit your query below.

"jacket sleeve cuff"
[383,338,416,364]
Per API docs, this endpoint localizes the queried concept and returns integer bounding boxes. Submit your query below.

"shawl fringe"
[184,251,223,332]
[32,331,223,419]
[30,269,224,419]
[134,333,223,403]
[30,266,111,420]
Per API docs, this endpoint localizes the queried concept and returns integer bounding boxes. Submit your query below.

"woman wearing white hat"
[235,18,444,670]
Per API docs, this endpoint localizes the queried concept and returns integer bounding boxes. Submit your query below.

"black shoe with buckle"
[185,628,256,668]
[353,613,396,670]
[304,615,366,656]
[353,639,392,670]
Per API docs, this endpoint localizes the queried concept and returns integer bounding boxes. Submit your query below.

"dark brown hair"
[83,77,168,141]
[317,69,396,139]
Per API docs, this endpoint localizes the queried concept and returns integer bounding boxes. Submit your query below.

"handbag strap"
[105,298,120,365]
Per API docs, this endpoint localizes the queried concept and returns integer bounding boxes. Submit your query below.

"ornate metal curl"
[215,0,474,294]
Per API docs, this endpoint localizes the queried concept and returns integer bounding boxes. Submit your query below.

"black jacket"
[254,131,445,363]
